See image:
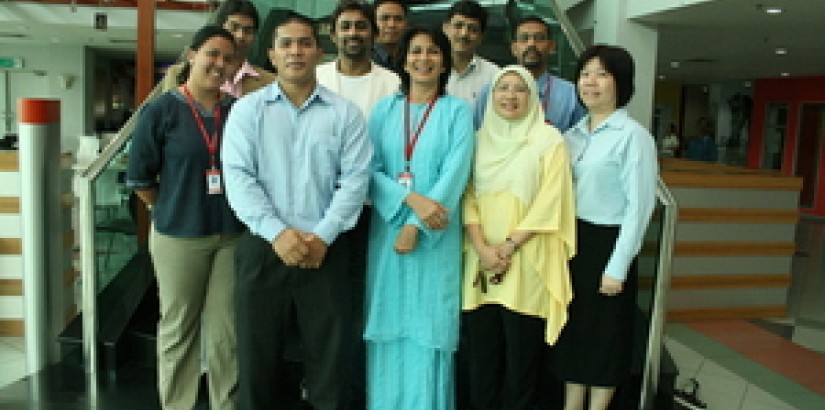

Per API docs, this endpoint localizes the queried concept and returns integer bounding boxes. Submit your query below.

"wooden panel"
[63,267,79,286]
[670,274,791,290]
[668,305,787,321]
[0,152,18,171]
[63,230,74,250]
[662,171,803,190]
[0,278,23,295]
[0,197,20,213]
[0,238,22,254]
[0,319,24,336]
[675,241,796,256]
[64,305,78,326]
[679,208,799,224]
[61,193,75,210]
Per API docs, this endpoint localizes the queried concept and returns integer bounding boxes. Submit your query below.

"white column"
[593,0,658,129]
[17,98,61,374]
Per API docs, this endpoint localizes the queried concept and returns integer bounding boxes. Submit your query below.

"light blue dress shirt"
[564,109,658,281]
[474,72,585,132]
[221,82,373,245]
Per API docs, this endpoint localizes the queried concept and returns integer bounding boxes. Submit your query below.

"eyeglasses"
[493,84,529,94]
[225,22,256,36]
[514,33,549,43]
[449,21,481,34]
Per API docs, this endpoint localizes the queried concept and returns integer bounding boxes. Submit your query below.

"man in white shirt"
[315,2,399,408]
[317,2,400,117]
[443,0,499,107]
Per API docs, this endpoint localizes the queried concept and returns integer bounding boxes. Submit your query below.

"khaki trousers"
[150,227,239,410]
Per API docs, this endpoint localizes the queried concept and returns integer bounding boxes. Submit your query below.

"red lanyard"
[541,75,554,126]
[404,96,437,171]
[181,85,221,168]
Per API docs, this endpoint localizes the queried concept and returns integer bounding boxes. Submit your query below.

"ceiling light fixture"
[780,72,790,77]
[775,48,787,55]
[670,61,680,68]
[765,6,783,14]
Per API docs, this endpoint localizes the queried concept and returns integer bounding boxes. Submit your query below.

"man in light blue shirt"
[474,17,585,131]
[222,12,372,410]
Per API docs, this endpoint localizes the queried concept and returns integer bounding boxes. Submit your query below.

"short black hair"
[374,0,409,15]
[444,0,488,32]
[178,25,236,84]
[396,27,452,97]
[217,0,260,30]
[575,44,635,108]
[272,11,320,47]
[511,16,551,40]
[331,1,378,35]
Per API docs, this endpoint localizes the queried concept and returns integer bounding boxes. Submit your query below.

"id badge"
[206,169,223,195]
[398,171,413,191]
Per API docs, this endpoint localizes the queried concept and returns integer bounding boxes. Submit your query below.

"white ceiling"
[636,0,825,83]
[1,0,823,83]
[0,2,212,60]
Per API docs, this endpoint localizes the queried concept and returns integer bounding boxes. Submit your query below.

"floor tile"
[741,385,798,410]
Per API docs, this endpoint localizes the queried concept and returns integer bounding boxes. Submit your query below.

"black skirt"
[549,219,638,387]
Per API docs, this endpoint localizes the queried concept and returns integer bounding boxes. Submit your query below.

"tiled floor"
[664,216,825,410]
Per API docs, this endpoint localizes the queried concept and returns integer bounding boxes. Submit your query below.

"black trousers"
[342,210,370,410]
[464,304,545,410]
[235,232,351,410]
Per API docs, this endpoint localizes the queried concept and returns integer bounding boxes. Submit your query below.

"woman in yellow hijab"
[462,65,576,410]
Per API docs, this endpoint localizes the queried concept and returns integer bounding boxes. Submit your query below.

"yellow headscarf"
[474,65,565,204]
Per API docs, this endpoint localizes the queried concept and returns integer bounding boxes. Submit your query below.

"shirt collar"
[220,60,258,97]
[266,81,331,107]
[571,108,630,136]
[454,55,481,76]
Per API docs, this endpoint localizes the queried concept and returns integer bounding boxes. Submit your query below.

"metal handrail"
[542,1,678,408]
[76,3,227,405]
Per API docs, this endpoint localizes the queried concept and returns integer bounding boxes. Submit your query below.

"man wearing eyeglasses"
[474,16,585,132]
[443,0,500,107]
[162,0,276,96]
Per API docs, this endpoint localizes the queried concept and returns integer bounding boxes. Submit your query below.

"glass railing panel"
[91,143,136,290]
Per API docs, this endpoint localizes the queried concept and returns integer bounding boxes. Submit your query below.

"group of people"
[125,1,658,410]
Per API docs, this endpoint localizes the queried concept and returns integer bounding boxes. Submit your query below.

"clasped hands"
[271,228,328,269]
[394,193,450,254]
[477,240,515,282]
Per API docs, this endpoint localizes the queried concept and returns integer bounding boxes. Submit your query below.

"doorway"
[796,103,825,208]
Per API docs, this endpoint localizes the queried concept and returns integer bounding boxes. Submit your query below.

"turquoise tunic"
[364,93,474,410]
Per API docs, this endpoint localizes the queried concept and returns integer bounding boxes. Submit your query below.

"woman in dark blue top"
[126,25,242,410]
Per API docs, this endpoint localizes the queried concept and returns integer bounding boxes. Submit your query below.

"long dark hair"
[176,25,236,85]
[396,26,452,97]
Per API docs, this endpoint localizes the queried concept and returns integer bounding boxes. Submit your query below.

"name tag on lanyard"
[402,96,437,191]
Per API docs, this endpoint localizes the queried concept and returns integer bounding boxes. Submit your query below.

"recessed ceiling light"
[744,81,752,88]
[765,6,783,14]
[780,72,790,77]
[670,61,680,68]
[658,75,665,80]
[775,48,787,55]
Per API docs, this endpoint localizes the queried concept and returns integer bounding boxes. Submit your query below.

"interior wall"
[749,76,825,214]
[1,44,89,152]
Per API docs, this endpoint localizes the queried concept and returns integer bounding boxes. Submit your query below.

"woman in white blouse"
[550,45,658,410]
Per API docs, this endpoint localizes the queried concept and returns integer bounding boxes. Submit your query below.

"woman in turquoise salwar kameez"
[363,27,475,410]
